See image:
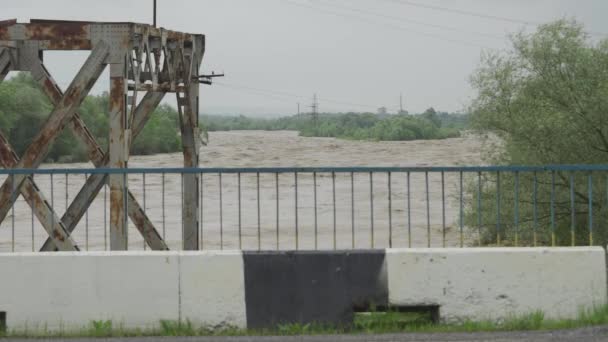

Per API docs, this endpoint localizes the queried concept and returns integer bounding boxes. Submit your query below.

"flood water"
[0,130,486,252]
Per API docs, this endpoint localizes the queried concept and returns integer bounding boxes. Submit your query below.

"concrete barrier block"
[0,252,180,331]
[387,247,607,322]
[179,251,247,329]
[242,250,387,328]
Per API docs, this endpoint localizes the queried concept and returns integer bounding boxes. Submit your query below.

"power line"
[315,0,505,40]
[214,81,306,100]
[213,81,396,112]
[281,0,496,49]
[385,0,541,26]
[212,82,302,105]
[384,0,608,36]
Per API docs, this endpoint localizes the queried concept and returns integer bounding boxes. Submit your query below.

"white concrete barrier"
[1,248,607,331]
[387,247,607,322]
[0,251,246,331]
[180,251,247,328]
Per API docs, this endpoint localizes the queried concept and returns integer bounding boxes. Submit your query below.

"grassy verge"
[3,305,608,338]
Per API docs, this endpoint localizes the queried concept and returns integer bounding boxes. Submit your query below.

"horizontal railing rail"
[0,164,606,252]
[3,164,608,175]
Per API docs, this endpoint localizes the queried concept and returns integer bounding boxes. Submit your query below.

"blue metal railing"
[0,164,606,252]
[3,164,608,175]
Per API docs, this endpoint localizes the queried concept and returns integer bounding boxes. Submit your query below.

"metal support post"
[109,60,129,250]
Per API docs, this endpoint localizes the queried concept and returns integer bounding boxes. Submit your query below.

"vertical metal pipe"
[143,172,147,250]
[388,172,392,248]
[31,174,35,252]
[332,172,336,250]
[104,181,108,250]
[407,172,411,248]
[85,173,89,251]
[570,173,575,246]
[442,171,446,248]
[275,173,279,250]
[123,172,128,249]
[459,171,464,248]
[350,172,355,249]
[65,173,69,210]
[588,173,593,246]
[425,171,430,248]
[551,171,556,246]
[219,173,223,250]
[181,173,184,250]
[162,172,166,240]
[533,172,538,247]
[63,173,68,246]
[238,172,242,250]
[256,172,260,251]
[369,172,374,248]
[204,172,205,250]
[153,0,157,27]
[50,173,54,247]
[314,172,318,250]
[496,171,501,246]
[295,172,299,250]
[477,171,482,246]
[514,171,519,247]
[11,174,15,252]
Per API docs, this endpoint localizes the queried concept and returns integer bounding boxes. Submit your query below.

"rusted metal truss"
[0,19,205,251]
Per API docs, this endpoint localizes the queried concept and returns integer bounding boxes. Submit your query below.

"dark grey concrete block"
[243,250,387,329]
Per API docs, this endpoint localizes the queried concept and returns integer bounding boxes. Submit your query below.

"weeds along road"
[4,326,608,342]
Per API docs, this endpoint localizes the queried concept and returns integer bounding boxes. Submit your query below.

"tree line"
[0,72,181,163]
[0,72,468,164]
[204,108,468,141]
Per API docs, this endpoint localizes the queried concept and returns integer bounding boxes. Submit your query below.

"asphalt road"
[4,326,608,342]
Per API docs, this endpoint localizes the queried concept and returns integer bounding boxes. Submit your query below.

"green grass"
[3,305,608,338]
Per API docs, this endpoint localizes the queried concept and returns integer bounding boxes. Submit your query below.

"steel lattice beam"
[0,48,10,80]
[0,55,81,251]
[1,47,168,252]
[0,134,83,251]
[0,41,111,250]
[36,80,168,251]
[0,19,206,251]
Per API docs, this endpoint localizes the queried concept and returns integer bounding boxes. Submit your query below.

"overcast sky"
[4,0,608,116]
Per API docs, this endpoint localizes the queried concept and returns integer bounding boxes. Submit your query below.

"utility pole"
[153,0,157,27]
[311,93,319,128]
[400,93,403,114]
[297,102,300,115]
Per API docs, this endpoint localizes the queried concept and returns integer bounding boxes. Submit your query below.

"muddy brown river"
[0,130,485,252]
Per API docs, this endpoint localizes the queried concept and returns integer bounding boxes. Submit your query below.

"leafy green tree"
[466,19,608,246]
[422,107,441,127]
[0,72,183,162]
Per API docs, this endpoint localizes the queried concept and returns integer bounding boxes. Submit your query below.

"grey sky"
[4,0,608,115]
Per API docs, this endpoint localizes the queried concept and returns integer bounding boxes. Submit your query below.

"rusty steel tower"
[0,19,205,251]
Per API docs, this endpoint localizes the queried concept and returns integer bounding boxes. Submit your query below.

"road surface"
[4,326,608,342]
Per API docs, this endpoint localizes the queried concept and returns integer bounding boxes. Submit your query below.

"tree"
[422,107,441,127]
[467,19,608,246]
[0,72,184,162]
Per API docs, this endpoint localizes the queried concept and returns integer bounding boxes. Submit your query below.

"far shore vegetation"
[0,71,468,163]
